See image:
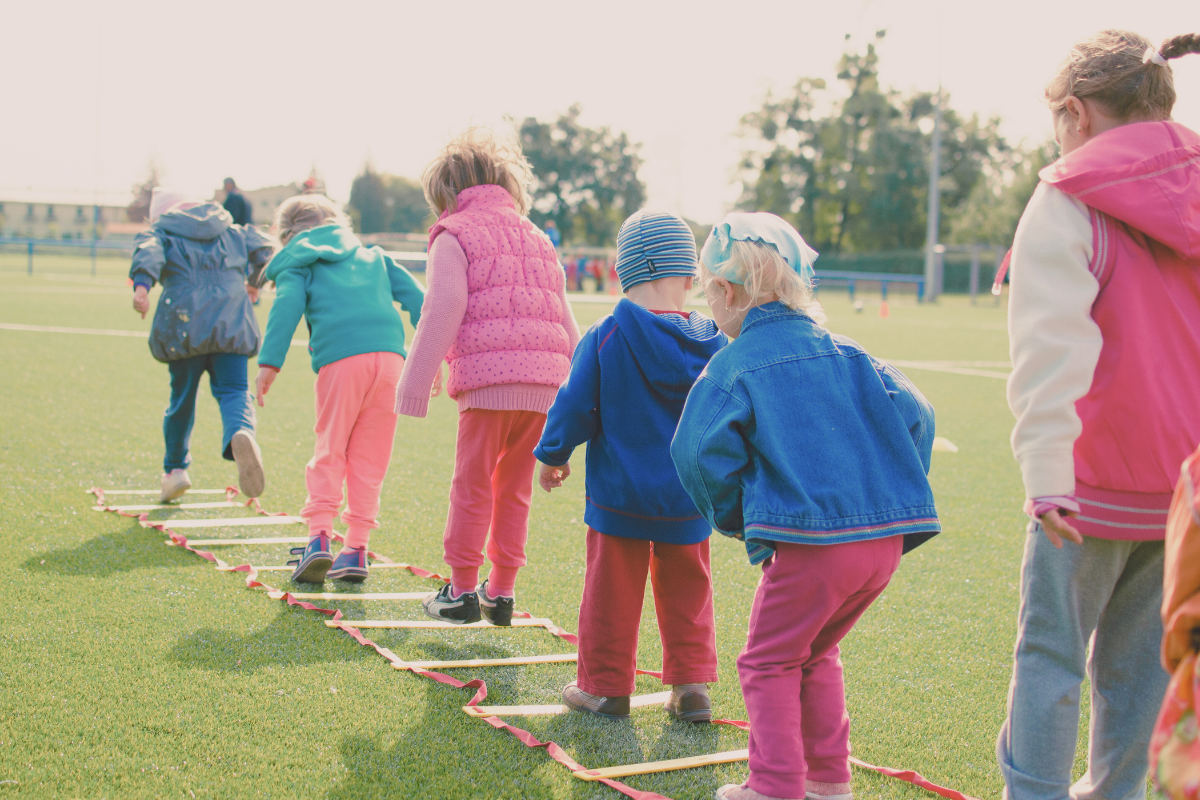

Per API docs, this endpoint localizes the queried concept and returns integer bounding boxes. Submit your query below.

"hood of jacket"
[612,299,726,403]
[265,224,361,280]
[1040,120,1200,260]
[157,203,234,241]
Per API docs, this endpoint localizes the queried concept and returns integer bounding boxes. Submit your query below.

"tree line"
[334,34,1054,251]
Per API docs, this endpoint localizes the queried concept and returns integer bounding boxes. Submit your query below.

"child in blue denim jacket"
[671,213,940,800]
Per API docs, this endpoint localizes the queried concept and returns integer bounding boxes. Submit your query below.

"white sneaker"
[229,430,265,498]
[160,469,192,504]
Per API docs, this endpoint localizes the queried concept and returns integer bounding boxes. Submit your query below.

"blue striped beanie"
[614,210,697,291]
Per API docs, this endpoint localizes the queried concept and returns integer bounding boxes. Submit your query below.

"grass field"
[0,259,1085,799]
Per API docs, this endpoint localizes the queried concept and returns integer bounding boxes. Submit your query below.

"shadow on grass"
[170,607,364,672]
[23,519,195,576]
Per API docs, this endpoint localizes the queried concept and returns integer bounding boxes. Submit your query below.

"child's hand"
[246,284,260,303]
[1039,508,1083,549]
[538,462,570,492]
[132,286,150,318]
[431,364,444,398]
[255,367,277,407]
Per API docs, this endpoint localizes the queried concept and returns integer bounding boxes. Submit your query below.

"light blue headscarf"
[700,212,818,286]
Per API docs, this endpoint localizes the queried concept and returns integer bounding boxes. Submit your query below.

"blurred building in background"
[0,190,137,240]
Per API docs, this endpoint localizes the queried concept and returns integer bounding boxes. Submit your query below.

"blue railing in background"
[1,237,135,276]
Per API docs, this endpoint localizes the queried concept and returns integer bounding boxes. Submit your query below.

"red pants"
[576,527,719,696]
[301,352,404,549]
[739,536,902,799]
[443,409,545,595]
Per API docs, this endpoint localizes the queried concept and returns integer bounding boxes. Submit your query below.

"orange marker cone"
[879,300,890,318]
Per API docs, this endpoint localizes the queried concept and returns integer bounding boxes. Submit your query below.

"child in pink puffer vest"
[396,128,580,626]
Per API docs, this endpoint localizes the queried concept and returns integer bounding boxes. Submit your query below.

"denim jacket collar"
[741,301,811,335]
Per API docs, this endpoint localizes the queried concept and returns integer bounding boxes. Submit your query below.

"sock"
[308,515,335,541]
[343,526,371,551]
[450,565,479,598]
[486,566,519,598]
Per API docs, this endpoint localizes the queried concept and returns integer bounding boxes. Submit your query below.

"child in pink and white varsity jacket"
[1000,30,1200,800]
[395,129,580,626]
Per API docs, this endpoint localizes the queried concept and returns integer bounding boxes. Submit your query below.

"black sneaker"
[477,579,514,627]
[421,584,481,624]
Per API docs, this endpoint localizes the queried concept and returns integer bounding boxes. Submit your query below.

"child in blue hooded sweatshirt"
[672,213,940,800]
[536,210,727,723]
[253,194,424,585]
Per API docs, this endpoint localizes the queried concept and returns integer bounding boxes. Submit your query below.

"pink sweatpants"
[577,528,718,696]
[739,536,902,799]
[301,352,404,549]
[443,408,545,595]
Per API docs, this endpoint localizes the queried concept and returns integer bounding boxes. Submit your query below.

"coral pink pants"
[301,352,404,549]
[739,536,902,799]
[444,409,545,595]
[577,528,718,696]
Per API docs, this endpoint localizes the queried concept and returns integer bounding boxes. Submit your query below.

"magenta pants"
[576,528,719,696]
[301,352,404,549]
[443,409,546,595]
[739,536,902,799]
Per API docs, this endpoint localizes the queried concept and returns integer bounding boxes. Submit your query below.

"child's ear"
[685,275,695,290]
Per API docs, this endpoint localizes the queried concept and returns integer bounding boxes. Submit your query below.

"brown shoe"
[665,683,712,723]
[562,681,630,719]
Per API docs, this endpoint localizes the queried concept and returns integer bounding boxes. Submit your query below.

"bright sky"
[2,0,1197,224]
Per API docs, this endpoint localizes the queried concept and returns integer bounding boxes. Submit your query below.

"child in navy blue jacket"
[672,213,939,800]
[535,210,727,722]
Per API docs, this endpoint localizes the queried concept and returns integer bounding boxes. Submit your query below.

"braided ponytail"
[1160,33,1200,61]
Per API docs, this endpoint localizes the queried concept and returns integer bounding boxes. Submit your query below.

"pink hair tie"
[1143,47,1168,67]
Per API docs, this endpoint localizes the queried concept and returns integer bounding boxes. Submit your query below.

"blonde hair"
[701,240,826,325]
[421,127,533,216]
[273,194,351,244]
[1046,31,1200,122]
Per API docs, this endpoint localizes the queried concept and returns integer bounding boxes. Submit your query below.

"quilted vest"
[428,184,572,398]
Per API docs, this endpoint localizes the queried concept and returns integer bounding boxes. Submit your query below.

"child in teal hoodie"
[254,195,424,584]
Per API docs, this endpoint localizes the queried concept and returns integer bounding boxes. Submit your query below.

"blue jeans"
[163,354,256,473]
[997,528,1167,800]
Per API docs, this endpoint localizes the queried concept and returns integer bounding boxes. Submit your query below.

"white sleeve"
[1007,182,1102,500]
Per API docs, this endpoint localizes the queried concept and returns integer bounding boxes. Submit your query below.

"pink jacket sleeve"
[394,234,469,417]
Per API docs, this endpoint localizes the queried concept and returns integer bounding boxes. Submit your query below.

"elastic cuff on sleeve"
[1017,448,1077,500]
[258,364,281,373]
[133,279,152,291]
[396,394,430,418]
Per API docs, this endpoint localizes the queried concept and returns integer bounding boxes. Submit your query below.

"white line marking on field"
[887,360,1010,380]
[1,322,310,348]
[932,437,960,453]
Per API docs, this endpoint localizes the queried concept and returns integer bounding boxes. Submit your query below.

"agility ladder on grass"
[90,486,980,800]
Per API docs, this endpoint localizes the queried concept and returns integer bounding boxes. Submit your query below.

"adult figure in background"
[223,178,252,226]
[544,218,561,249]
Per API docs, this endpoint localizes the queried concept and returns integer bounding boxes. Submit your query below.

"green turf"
[0,265,1092,798]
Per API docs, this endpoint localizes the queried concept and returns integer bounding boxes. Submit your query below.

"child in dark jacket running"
[672,213,939,800]
[130,188,274,503]
[255,195,424,585]
[536,210,727,722]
